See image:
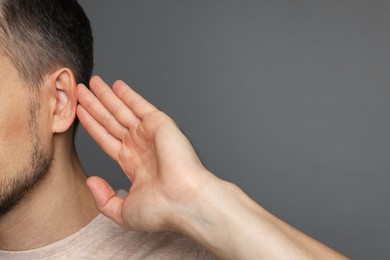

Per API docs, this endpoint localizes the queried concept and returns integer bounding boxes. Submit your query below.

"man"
[0,0,347,259]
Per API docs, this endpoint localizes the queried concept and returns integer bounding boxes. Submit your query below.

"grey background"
[77,1,390,259]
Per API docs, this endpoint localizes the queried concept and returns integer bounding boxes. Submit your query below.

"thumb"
[86,176,125,227]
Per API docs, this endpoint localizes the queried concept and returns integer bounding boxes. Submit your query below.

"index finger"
[88,76,141,128]
[112,80,158,119]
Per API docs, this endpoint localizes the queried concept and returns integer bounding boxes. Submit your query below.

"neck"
[0,140,99,251]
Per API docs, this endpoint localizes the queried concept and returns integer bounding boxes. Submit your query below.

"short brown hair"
[0,0,93,87]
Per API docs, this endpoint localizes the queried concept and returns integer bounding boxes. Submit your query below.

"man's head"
[0,0,93,133]
[0,0,93,216]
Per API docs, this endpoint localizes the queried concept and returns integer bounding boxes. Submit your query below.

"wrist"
[170,171,261,258]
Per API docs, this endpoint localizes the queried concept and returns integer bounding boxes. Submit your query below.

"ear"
[51,68,77,134]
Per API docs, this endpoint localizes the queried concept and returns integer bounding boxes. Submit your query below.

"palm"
[119,114,203,231]
[77,76,207,232]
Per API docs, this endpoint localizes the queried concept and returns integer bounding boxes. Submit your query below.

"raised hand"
[77,76,216,232]
[77,76,348,260]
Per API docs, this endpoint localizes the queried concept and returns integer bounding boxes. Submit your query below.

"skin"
[0,57,53,217]
[0,53,348,258]
[0,83,52,217]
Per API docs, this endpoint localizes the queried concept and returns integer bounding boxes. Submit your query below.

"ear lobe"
[52,69,77,134]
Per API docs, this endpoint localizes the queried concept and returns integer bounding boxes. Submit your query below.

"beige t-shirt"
[0,213,217,260]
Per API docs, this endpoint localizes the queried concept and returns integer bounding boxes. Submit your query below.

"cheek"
[0,113,26,139]
[0,102,32,171]
[0,94,29,139]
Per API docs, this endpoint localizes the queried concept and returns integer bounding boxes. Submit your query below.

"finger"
[86,176,125,227]
[78,83,128,140]
[111,79,158,119]
[89,76,140,128]
[77,105,122,161]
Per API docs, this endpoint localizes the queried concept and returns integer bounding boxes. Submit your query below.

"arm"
[77,76,348,259]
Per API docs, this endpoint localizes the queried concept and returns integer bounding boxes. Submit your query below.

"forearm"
[174,171,348,260]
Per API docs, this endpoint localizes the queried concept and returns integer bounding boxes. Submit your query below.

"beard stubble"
[0,97,53,217]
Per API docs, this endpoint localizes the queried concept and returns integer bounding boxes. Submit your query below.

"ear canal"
[56,89,69,113]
